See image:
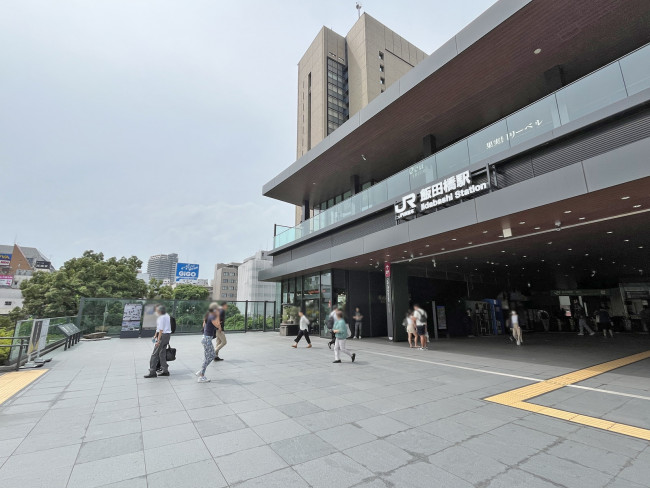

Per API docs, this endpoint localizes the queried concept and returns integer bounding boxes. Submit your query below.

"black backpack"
[326,315,335,330]
[170,316,177,334]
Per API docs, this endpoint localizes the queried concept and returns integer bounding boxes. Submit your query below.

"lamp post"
[102,304,109,332]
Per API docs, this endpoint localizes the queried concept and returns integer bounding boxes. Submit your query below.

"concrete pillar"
[544,65,566,92]
[301,199,309,223]
[385,263,409,342]
[422,134,437,158]
[350,175,360,195]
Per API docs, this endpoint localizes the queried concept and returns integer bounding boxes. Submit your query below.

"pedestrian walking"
[332,310,355,363]
[404,310,417,348]
[327,305,338,350]
[597,306,614,338]
[353,307,363,339]
[292,310,312,348]
[639,305,650,333]
[511,310,523,346]
[197,307,218,382]
[574,302,595,336]
[539,310,550,332]
[144,305,172,378]
[413,304,428,350]
[213,302,228,361]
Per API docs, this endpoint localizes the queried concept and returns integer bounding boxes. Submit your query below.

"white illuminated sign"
[395,170,488,220]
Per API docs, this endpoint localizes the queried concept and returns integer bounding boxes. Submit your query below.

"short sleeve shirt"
[156,314,172,333]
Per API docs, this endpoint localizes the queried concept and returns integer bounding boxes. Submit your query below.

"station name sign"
[395,170,488,220]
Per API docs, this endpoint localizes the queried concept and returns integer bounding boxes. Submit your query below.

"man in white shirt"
[145,305,172,378]
[413,304,428,350]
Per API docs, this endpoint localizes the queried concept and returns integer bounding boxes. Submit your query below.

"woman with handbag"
[332,310,356,364]
[196,307,218,383]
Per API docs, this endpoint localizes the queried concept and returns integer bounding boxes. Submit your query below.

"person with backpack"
[213,302,228,361]
[292,310,312,348]
[413,304,428,350]
[196,306,218,383]
[597,306,614,338]
[155,314,176,373]
[404,310,417,348]
[144,305,172,378]
[332,310,356,364]
[327,305,338,349]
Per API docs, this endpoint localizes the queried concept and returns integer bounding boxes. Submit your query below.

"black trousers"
[294,329,311,344]
[328,331,335,346]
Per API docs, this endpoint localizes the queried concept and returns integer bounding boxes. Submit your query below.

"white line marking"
[363,349,650,401]
[362,349,543,382]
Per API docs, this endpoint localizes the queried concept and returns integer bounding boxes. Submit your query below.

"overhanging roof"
[263,0,650,207]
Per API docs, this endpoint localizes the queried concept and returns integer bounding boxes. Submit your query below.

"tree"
[146,278,163,299]
[20,250,148,317]
[158,286,174,300]
[173,284,210,301]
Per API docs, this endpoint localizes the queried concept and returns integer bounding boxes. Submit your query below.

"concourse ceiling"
[265,0,650,206]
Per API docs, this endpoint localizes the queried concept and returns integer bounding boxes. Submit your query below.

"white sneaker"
[197,376,210,383]
[195,370,201,376]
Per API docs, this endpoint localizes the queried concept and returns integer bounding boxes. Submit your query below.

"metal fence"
[7,315,78,363]
[77,298,278,336]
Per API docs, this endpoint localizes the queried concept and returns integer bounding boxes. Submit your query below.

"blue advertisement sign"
[0,253,12,267]
[175,263,199,283]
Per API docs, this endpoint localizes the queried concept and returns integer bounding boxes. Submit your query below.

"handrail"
[0,337,30,371]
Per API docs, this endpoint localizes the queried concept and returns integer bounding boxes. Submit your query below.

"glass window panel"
[467,119,510,164]
[343,191,352,200]
[436,140,470,178]
[367,181,387,209]
[361,182,372,190]
[335,195,342,204]
[385,169,411,199]
[555,63,627,125]
[409,154,437,190]
[303,274,320,297]
[506,95,561,148]
[619,44,650,96]
[339,197,355,220]
[328,198,334,208]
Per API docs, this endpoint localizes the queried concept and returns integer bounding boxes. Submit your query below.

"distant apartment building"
[0,243,53,314]
[237,251,276,302]
[295,13,427,222]
[212,262,241,301]
[146,253,178,282]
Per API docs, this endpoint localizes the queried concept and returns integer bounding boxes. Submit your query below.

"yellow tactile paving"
[0,369,48,405]
[485,350,650,441]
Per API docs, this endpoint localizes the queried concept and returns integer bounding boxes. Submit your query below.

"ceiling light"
[503,228,512,238]
[441,248,445,251]
[523,255,527,258]
[564,210,572,214]
[584,253,589,256]
[578,217,586,220]
[482,230,488,234]
[606,231,613,234]
[633,205,641,208]
[467,242,473,245]
[501,250,505,253]
[451,238,457,241]
[547,242,552,245]
[639,246,644,249]
[534,48,542,54]
[621,196,630,200]
[519,221,526,225]
[624,239,629,242]
[568,248,572,251]
[534,227,541,230]
[361,154,367,161]
[425,245,429,248]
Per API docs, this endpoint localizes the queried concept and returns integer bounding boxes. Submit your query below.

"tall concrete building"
[146,253,178,283]
[212,262,241,301]
[295,13,427,223]
[237,251,276,302]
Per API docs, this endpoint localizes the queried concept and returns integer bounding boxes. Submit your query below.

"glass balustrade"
[274,43,650,248]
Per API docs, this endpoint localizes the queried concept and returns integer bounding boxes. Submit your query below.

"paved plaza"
[0,332,649,488]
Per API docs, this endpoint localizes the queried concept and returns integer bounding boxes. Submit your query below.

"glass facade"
[327,58,348,135]
[281,271,332,336]
[274,43,650,248]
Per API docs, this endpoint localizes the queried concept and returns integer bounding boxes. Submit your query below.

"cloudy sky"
[1,0,496,279]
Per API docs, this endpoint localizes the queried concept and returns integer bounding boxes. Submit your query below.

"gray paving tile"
[429,445,508,485]
[186,404,234,421]
[382,461,474,488]
[276,400,323,417]
[144,438,211,474]
[94,398,139,413]
[484,468,568,488]
[617,449,650,485]
[520,452,613,488]
[0,465,73,488]
[0,442,80,475]
[194,414,247,437]
[293,452,374,488]
[238,407,289,427]
[316,424,377,450]
[264,393,304,407]
[355,415,409,437]
[546,439,629,476]
[0,437,22,457]
[271,433,337,464]
[77,433,143,464]
[140,411,190,431]
[142,422,199,449]
[146,459,227,488]
[14,428,86,454]
[344,439,412,473]
[384,428,453,456]
[85,418,141,441]
[68,451,146,488]
[228,398,270,414]
[252,418,310,443]
[232,467,308,488]
[308,396,353,410]
[216,445,288,484]
[203,427,265,457]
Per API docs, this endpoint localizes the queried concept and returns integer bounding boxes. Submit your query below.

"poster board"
[28,318,50,359]
[141,304,158,338]
[120,303,143,338]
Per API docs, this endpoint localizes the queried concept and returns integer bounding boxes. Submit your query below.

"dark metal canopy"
[263,0,650,207]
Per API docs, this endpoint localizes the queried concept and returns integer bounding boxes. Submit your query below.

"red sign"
[384,262,391,278]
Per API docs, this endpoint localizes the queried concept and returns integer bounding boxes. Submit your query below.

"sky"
[0,0,496,279]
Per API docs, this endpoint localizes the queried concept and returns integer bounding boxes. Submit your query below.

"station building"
[261,0,650,340]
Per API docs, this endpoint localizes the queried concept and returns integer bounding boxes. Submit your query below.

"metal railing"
[0,337,29,371]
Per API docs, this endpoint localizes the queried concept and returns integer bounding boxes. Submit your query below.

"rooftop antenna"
[356,2,362,19]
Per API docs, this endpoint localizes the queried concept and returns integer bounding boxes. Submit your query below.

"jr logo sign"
[394,194,417,219]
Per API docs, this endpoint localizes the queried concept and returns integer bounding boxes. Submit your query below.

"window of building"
[379,64,384,72]
[4,301,11,306]
[326,58,349,135]
[379,51,384,60]
[380,77,385,85]
[222,286,228,290]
